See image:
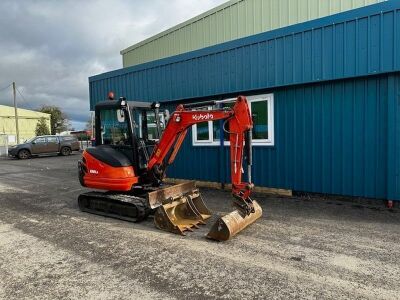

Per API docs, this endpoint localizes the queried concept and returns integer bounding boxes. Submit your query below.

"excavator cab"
[87,98,165,182]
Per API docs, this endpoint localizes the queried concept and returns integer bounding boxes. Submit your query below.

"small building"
[0,105,51,145]
[89,1,399,202]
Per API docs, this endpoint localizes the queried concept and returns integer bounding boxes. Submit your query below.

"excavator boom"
[146,96,262,240]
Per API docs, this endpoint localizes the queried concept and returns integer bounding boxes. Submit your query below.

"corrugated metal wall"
[89,1,400,200]
[121,0,384,67]
[91,1,400,109]
[166,74,400,201]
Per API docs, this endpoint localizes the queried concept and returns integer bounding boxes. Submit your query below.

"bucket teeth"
[153,182,212,236]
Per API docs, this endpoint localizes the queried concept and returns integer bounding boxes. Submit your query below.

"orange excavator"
[78,95,262,241]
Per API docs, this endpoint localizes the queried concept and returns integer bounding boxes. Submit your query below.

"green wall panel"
[121,0,384,67]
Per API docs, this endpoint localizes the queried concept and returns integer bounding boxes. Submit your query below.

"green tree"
[38,106,69,134]
[35,117,50,136]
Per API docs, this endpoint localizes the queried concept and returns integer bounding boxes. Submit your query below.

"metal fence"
[0,134,8,157]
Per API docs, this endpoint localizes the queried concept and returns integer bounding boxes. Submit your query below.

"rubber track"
[78,191,152,223]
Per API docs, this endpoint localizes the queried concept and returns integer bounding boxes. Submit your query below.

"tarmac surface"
[0,154,399,299]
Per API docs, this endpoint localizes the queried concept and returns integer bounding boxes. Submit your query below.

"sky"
[0,0,226,130]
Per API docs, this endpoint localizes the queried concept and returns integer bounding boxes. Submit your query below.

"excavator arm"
[147,96,255,216]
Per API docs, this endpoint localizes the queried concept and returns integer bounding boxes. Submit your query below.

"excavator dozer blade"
[206,200,262,241]
[150,181,212,235]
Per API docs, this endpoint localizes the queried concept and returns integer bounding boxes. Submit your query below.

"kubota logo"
[192,113,214,121]
[89,169,99,174]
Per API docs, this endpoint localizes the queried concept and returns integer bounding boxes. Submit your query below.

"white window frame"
[192,93,275,147]
[247,94,275,146]
[192,106,215,145]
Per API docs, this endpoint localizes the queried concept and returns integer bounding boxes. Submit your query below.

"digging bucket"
[206,200,262,241]
[148,181,212,235]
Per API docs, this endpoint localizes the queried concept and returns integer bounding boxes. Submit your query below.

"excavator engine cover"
[207,200,262,241]
[149,181,212,235]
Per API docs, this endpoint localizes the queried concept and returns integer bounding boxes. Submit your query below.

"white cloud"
[0,0,226,129]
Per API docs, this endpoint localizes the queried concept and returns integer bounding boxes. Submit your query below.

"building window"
[192,93,274,146]
[192,106,214,144]
[248,95,274,145]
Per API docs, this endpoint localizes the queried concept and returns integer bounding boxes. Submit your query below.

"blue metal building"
[89,1,400,201]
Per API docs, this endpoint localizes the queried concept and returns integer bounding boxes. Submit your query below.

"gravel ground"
[0,154,399,300]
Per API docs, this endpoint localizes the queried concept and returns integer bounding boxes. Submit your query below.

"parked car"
[8,135,80,159]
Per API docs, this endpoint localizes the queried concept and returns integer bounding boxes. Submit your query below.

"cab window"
[46,137,59,143]
[100,109,130,145]
[146,111,165,140]
[34,137,46,144]
[138,111,165,140]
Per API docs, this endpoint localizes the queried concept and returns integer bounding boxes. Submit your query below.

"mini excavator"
[78,94,262,241]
